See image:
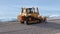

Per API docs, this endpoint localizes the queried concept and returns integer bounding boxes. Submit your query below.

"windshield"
[27,8,34,13]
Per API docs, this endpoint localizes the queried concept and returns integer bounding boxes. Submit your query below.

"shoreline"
[0,18,60,34]
[0,18,60,23]
[0,18,60,26]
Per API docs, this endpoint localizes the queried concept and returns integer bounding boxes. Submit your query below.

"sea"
[0,11,60,22]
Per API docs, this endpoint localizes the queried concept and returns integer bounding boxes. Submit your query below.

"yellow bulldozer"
[17,7,47,25]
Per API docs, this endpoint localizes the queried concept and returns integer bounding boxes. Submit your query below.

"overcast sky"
[0,0,60,17]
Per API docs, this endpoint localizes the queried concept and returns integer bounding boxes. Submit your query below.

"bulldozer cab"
[21,7,39,14]
[20,7,39,18]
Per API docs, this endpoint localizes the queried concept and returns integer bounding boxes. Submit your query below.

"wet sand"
[0,19,60,34]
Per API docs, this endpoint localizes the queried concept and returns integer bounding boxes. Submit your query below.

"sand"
[0,19,60,34]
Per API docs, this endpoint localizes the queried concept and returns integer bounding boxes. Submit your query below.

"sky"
[0,0,60,18]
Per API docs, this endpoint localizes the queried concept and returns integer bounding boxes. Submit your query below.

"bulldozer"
[17,7,47,25]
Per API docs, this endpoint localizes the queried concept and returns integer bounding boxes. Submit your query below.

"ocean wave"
[48,15,60,18]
